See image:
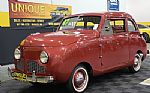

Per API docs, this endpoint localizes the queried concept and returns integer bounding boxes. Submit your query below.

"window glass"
[115,20,124,25]
[101,20,113,36]
[59,16,101,30]
[76,22,94,26]
[109,19,125,33]
[128,20,136,32]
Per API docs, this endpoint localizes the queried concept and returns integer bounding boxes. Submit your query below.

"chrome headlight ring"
[40,51,49,64]
[14,48,21,60]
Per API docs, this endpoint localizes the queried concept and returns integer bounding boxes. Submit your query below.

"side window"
[128,20,136,32]
[110,19,125,33]
[101,20,113,36]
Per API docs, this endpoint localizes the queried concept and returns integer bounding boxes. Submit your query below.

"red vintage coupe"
[9,12,147,93]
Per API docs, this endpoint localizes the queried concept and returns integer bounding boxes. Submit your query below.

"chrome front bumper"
[8,67,54,83]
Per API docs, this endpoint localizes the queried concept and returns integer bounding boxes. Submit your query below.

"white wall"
[18,0,126,14]
[2,0,150,22]
[1,0,126,13]
[52,0,107,14]
[19,0,150,22]
[0,0,9,12]
[18,0,108,14]
[126,0,150,22]
[19,0,53,4]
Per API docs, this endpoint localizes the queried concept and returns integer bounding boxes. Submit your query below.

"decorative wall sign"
[9,0,72,27]
[107,0,119,11]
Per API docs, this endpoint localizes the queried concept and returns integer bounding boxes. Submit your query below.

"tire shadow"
[19,69,131,93]
[19,63,149,93]
[19,83,69,93]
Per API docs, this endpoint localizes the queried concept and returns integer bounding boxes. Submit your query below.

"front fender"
[46,38,101,83]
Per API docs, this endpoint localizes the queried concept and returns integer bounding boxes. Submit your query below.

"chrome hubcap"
[75,72,84,86]
[72,67,89,92]
[134,57,139,66]
[133,54,142,71]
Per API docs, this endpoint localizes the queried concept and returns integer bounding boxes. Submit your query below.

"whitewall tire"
[129,53,143,73]
[67,65,89,93]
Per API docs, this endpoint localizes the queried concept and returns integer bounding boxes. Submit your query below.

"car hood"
[23,30,99,47]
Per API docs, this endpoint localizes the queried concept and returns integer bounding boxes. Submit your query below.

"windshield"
[59,16,101,30]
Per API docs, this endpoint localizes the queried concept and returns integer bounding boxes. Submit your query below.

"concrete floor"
[0,64,14,82]
[0,44,150,93]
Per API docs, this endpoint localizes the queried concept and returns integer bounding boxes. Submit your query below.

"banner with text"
[9,0,72,27]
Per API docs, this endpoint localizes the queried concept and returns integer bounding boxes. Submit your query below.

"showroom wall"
[18,0,150,24]
[0,0,10,27]
[126,0,150,22]
[18,0,127,14]
[0,0,150,65]
[1,0,150,22]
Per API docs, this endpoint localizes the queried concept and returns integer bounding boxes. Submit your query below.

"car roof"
[66,12,133,19]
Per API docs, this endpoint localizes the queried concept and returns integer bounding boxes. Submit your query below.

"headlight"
[14,48,21,60]
[40,51,49,64]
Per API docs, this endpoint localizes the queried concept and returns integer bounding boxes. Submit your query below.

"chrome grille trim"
[28,61,46,73]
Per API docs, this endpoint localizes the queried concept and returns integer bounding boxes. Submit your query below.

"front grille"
[16,60,24,71]
[27,61,46,74]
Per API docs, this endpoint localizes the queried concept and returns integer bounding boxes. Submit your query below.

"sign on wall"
[8,0,72,27]
[107,0,119,11]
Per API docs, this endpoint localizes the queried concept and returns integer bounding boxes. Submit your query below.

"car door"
[112,19,129,64]
[100,19,129,71]
[100,19,120,70]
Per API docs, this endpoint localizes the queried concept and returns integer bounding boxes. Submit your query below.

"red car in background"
[9,12,147,93]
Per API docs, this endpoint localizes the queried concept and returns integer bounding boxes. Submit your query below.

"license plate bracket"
[11,72,27,81]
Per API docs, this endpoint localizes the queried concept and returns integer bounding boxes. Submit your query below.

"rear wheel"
[128,53,143,73]
[67,65,89,93]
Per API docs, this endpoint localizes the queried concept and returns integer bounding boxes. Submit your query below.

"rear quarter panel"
[129,31,147,65]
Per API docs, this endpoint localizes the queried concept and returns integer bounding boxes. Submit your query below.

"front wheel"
[67,65,89,93]
[128,53,143,73]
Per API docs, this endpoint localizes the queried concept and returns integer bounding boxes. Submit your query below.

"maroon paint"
[12,12,147,83]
